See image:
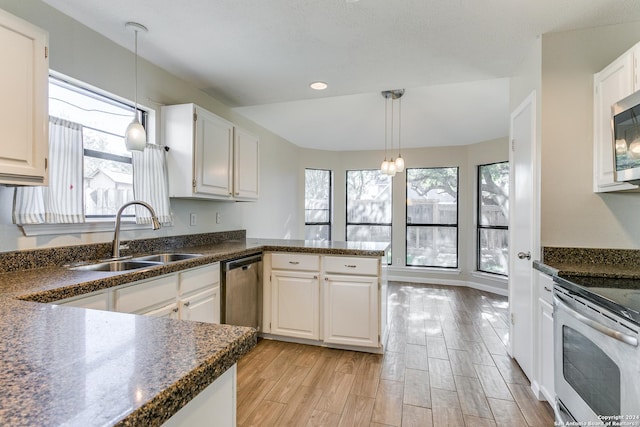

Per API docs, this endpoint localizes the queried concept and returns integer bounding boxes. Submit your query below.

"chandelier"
[380,89,405,176]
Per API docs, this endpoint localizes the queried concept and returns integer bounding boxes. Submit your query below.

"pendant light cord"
[398,96,402,156]
[384,96,388,159]
[390,97,394,158]
[134,28,139,121]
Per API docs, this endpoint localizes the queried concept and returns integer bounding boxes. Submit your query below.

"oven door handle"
[554,295,638,347]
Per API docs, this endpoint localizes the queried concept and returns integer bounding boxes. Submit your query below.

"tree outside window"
[477,162,509,275]
[305,169,332,241]
[346,170,392,253]
[406,167,459,268]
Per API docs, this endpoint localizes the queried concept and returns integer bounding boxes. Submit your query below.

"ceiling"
[42,0,640,151]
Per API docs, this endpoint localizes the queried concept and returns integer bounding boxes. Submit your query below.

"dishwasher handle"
[224,254,262,271]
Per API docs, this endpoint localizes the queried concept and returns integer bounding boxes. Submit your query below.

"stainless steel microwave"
[613,90,640,183]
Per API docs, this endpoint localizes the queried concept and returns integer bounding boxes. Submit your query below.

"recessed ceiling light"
[310,81,328,90]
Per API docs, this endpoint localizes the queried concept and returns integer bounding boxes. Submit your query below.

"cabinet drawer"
[58,291,108,311]
[115,275,178,314]
[272,253,320,271]
[181,263,220,296]
[538,272,554,305]
[324,256,378,276]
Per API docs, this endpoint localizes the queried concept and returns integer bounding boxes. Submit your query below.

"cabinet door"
[323,274,379,347]
[233,127,259,200]
[593,52,637,192]
[538,298,554,403]
[181,288,220,324]
[58,291,108,311]
[114,275,178,314]
[271,270,319,339]
[145,303,180,320]
[0,9,48,185]
[194,106,233,197]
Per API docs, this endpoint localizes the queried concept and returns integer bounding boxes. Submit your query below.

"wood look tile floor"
[237,282,555,426]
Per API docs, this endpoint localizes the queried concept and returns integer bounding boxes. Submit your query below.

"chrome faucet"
[111,200,161,259]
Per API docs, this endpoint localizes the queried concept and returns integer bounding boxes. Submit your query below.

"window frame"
[345,169,393,245]
[304,168,333,241]
[49,73,148,221]
[476,161,509,276]
[405,166,459,269]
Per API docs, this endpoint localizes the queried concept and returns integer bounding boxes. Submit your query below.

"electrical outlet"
[190,213,197,226]
[215,212,222,224]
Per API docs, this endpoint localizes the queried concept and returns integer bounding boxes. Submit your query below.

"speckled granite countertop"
[0,232,388,426]
[534,246,640,279]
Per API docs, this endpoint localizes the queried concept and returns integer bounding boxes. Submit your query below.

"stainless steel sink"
[70,260,163,272]
[131,253,203,263]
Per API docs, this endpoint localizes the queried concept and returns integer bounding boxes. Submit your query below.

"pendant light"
[395,94,405,172]
[380,89,404,176]
[125,22,148,151]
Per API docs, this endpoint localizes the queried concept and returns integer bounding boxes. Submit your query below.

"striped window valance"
[132,144,173,225]
[13,117,85,224]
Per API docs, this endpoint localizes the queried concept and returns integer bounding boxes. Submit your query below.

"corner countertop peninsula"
[0,231,388,426]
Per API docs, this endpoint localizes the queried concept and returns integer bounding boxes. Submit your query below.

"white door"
[323,274,378,347]
[271,270,319,340]
[508,91,538,381]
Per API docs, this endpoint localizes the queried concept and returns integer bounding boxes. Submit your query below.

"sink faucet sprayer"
[112,200,161,259]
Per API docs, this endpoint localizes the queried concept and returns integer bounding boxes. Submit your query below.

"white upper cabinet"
[593,41,640,192]
[163,103,259,201]
[233,126,259,201]
[0,9,48,185]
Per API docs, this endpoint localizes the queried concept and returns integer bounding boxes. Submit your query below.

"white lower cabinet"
[271,270,320,340]
[266,252,384,351]
[535,271,555,403]
[57,290,109,311]
[180,288,220,324]
[323,274,378,347]
[57,263,220,325]
[115,275,178,315]
[162,364,236,427]
[145,303,180,319]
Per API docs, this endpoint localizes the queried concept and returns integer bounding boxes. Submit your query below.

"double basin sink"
[69,253,202,272]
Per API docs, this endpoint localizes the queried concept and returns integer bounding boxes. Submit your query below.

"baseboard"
[387,271,508,296]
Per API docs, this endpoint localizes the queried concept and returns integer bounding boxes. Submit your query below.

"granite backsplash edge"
[542,246,640,267]
[0,230,246,274]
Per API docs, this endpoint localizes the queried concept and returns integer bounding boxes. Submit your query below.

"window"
[48,76,147,219]
[406,167,458,268]
[346,170,392,245]
[477,162,509,275]
[305,169,332,241]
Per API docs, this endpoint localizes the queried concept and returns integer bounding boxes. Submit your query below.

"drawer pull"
[184,301,191,307]
[345,264,357,268]
[172,307,179,313]
[289,261,300,265]
[313,275,318,279]
[544,286,552,292]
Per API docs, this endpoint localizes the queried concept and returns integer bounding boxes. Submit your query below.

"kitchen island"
[0,232,388,426]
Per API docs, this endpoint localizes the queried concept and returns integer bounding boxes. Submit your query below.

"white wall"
[540,22,640,248]
[299,137,509,293]
[0,0,301,251]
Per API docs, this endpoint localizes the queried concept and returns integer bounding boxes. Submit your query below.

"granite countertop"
[534,246,640,279]
[0,233,389,426]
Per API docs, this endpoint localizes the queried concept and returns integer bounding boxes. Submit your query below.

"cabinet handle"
[289,261,300,265]
[345,264,357,268]
[184,301,191,307]
[172,307,179,312]
[544,286,552,292]
[313,275,318,279]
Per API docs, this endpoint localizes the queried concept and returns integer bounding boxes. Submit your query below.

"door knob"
[517,251,531,260]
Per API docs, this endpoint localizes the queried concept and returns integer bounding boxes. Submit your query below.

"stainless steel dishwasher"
[221,254,262,330]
